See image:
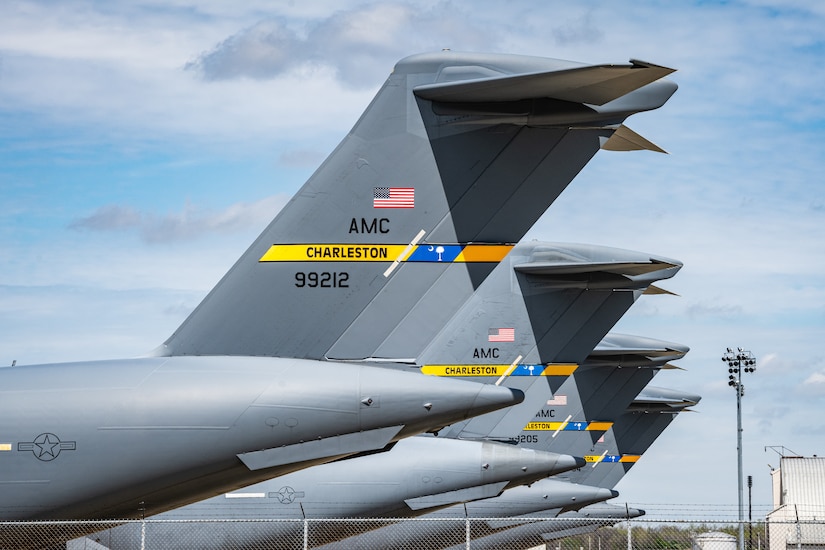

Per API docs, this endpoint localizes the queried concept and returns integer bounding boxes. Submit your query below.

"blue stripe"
[406,245,463,262]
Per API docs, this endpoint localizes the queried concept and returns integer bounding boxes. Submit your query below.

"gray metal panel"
[404,481,509,510]
[780,457,825,506]
[327,263,487,360]
[425,126,607,243]
[236,426,403,470]
[325,128,607,360]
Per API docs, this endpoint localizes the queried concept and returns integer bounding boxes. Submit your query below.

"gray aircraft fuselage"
[0,356,521,521]
[86,437,584,549]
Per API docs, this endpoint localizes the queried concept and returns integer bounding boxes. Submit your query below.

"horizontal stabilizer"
[589,347,685,358]
[237,425,403,471]
[591,333,689,357]
[414,60,675,105]
[586,334,689,369]
[404,481,509,510]
[601,125,667,153]
[629,386,702,412]
[514,258,679,276]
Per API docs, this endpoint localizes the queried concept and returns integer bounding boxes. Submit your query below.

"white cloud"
[184,2,500,88]
[805,372,825,384]
[69,204,143,232]
[185,18,301,81]
[68,195,289,243]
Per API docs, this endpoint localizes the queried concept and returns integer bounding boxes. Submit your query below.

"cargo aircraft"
[314,343,698,550]
[79,239,691,549]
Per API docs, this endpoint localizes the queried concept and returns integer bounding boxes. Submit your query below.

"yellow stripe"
[583,454,642,463]
[523,422,565,431]
[539,364,578,376]
[261,243,515,263]
[422,365,510,376]
[522,421,613,431]
[398,246,417,262]
[586,421,614,431]
[422,364,577,377]
[0,443,11,451]
[260,244,410,262]
[454,244,514,262]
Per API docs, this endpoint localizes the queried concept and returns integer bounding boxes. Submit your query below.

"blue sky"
[1,0,823,516]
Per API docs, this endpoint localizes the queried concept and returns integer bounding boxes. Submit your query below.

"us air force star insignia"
[270,486,305,504]
[18,433,77,461]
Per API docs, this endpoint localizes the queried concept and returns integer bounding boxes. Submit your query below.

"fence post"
[466,517,471,550]
[627,518,632,550]
[304,518,309,550]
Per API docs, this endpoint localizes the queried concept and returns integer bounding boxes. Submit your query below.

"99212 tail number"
[295,272,349,288]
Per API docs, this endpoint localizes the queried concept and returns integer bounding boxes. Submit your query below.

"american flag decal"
[488,328,515,342]
[373,187,414,208]
[547,395,568,406]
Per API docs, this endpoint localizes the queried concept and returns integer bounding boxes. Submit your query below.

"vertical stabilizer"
[161,52,676,360]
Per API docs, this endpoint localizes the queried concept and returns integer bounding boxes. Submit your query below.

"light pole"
[748,475,753,550]
[723,347,757,550]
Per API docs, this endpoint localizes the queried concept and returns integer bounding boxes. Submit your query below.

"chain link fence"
[1,517,824,549]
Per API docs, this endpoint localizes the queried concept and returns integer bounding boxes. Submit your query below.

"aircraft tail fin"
[418,243,683,442]
[563,385,700,488]
[454,333,690,479]
[417,242,682,368]
[160,53,676,360]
